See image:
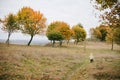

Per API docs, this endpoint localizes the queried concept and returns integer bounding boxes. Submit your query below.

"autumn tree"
[1,13,19,45]
[91,24,117,50]
[97,25,108,41]
[56,22,73,44]
[47,30,63,47]
[72,25,86,44]
[17,7,46,46]
[46,21,72,46]
[114,27,120,45]
[77,23,83,28]
[106,27,114,50]
[90,25,109,41]
[90,28,102,41]
[91,0,120,46]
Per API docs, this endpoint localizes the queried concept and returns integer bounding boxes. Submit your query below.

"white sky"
[0,0,100,40]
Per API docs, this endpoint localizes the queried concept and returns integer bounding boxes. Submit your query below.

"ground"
[0,41,120,80]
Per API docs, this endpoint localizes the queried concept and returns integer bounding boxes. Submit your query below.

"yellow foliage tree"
[47,21,73,46]
[91,0,120,46]
[1,13,19,45]
[55,22,73,44]
[106,27,114,50]
[91,25,109,41]
[17,7,46,46]
[72,25,86,44]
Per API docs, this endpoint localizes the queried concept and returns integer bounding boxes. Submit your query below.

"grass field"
[0,41,120,80]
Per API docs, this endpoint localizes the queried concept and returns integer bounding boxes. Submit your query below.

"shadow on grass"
[93,72,120,80]
[0,74,24,80]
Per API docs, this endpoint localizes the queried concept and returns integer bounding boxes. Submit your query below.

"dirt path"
[63,55,91,80]
[63,52,120,80]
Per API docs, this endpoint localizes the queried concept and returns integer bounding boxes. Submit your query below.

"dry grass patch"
[0,41,120,80]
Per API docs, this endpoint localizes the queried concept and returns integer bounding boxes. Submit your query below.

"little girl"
[89,53,94,63]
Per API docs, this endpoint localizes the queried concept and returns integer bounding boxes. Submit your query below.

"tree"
[91,28,102,41]
[56,22,73,44]
[91,24,117,50]
[90,25,109,41]
[47,30,63,47]
[0,18,2,22]
[98,25,108,41]
[72,25,86,44]
[91,0,119,10]
[91,0,120,46]
[114,27,120,45]
[106,27,114,50]
[17,7,46,46]
[77,23,83,28]
[46,21,73,46]
[1,13,18,45]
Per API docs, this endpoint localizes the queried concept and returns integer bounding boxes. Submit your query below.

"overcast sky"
[0,0,100,40]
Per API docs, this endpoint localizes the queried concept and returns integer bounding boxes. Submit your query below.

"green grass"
[0,41,120,80]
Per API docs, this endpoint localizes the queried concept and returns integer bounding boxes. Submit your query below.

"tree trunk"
[52,40,55,47]
[51,40,52,44]
[28,35,34,46]
[74,40,78,45]
[59,40,62,47]
[84,40,86,53]
[111,39,114,50]
[67,40,69,45]
[76,39,79,45]
[74,40,76,45]
[6,32,11,45]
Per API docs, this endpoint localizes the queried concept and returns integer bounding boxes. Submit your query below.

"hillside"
[0,41,120,80]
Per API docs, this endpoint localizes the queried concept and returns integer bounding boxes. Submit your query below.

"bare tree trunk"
[59,40,62,47]
[84,40,86,53]
[51,40,52,44]
[67,40,69,45]
[74,40,76,45]
[52,40,55,47]
[28,35,34,46]
[74,40,78,45]
[6,32,11,45]
[111,39,114,50]
[76,39,79,45]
